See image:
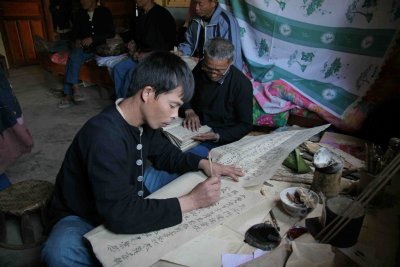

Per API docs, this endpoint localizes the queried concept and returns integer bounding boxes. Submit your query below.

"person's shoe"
[73,93,86,102]
[58,98,73,109]
[48,87,64,97]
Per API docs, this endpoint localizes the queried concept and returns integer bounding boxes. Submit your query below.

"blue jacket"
[178,4,243,70]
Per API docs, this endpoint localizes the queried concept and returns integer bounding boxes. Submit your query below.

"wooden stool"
[0,53,9,78]
[0,180,54,249]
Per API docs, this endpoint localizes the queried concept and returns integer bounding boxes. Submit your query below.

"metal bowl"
[280,187,318,217]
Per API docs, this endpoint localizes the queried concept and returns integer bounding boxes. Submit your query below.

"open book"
[162,117,211,151]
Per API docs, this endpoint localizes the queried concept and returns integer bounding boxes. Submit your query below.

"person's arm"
[84,122,182,234]
[177,20,198,56]
[159,11,177,51]
[148,129,203,173]
[178,176,221,213]
[178,157,245,213]
[91,8,115,47]
[71,10,82,42]
[183,109,201,131]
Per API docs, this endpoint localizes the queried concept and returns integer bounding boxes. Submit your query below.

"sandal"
[48,87,64,97]
[73,93,86,102]
[58,98,73,109]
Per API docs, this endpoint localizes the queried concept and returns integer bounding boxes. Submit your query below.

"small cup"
[323,196,365,248]
[357,169,375,193]
[357,170,384,203]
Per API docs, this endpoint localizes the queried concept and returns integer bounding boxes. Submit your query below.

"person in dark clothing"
[49,0,72,40]
[0,68,33,190]
[134,0,176,52]
[58,0,115,108]
[112,0,176,99]
[181,38,253,157]
[41,52,244,267]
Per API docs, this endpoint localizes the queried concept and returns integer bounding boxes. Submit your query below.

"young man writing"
[42,52,244,267]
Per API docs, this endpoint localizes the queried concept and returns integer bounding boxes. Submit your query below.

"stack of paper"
[162,117,211,151]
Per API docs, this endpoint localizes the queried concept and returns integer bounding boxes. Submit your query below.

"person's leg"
[143,142,221,193]
[121,66,137,97]
[63,48,85,96]
[0,173,11,191]
[41,215,100,267]
[144,166,181,193]
[186,141,220,158]
[60,48,93,107]
[144,141,222,193]
[112,58,136,99]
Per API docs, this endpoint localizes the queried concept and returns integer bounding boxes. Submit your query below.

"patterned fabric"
[252,98,289,128]
[50,51,69,65]
[0,69,33,173]
[220,0,400,131]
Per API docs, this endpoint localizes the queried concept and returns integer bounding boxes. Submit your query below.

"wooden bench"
[37,52,115,91]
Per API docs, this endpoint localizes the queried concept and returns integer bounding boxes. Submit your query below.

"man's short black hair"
[127,51,194,103]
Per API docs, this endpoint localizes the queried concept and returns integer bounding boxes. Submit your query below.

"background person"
[112,0,176,99]
[181,38,253,157]
[58,0,115,108]
[176,0,243,70]
[0,68,33,191]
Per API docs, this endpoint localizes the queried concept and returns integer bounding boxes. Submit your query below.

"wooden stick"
[317,153,400,243]
[271,175,313,184]
[320,156,400,243]
[319,154,400,242]
[208,152,213,177]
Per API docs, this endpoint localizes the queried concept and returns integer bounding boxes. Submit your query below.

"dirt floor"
[7,65,112,185]
[0,65,113,267]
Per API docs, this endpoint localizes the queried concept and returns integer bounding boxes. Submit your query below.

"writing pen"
[208,152,213,177]
[269,209,280,231]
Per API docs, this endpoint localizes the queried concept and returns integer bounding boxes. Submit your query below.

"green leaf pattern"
[288,50,315,72]
[322,58,342,78]
[222,0,400,117]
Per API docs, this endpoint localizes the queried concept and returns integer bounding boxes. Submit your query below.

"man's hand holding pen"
[180,155,245,212]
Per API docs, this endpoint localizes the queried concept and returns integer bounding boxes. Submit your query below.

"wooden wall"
[0,0,51,67]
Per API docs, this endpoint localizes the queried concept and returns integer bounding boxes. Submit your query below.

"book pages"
[85,125,330,266]
[210,124,330,187]
[162,117,211,151]
[85,172,263,267]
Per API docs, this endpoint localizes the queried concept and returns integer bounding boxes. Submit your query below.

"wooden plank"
[0,1,41,17]
[4,20,24,66]
[18,20,37,63]
[165,0,190,7]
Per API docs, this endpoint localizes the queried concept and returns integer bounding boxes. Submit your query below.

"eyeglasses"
[201,62,231,76]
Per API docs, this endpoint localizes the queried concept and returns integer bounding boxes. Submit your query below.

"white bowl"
[280,187,318,217]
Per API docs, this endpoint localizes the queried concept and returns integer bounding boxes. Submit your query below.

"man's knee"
[42,239,74,267]
[41,216,95,266]
[42,232,93,267]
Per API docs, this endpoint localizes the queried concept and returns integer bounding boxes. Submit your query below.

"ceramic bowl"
[280,187,318,217]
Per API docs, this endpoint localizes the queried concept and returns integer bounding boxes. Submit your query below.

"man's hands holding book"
[183,109,219,142]
[183,109,201,131]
